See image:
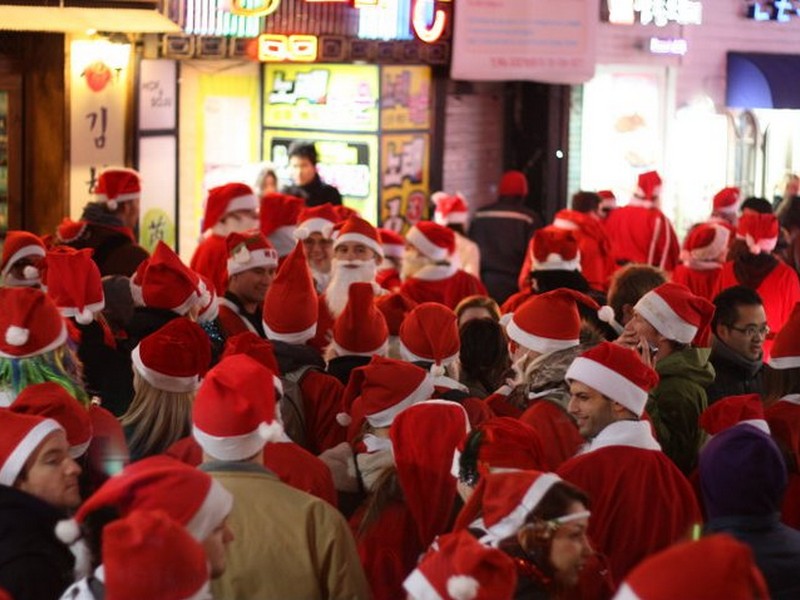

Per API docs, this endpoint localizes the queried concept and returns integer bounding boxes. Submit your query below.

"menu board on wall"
[380,133,430,232]
[263,64,380,133]
[264,131,379,222]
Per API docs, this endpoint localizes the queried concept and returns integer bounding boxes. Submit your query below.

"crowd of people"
[2,150,800,600]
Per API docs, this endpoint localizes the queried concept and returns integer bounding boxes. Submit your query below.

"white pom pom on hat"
[447,575,480,600]
[233,246,251,264]
[55,518,82,544]
[22,265,39,280]
[336,412,352,427]
[293,227,310,241]
[5,326,29,346]
[75,308,95,325]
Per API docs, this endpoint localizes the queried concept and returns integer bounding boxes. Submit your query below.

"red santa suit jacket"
[164,436,337,507]
[556,420,701,584]
[376,268,402,293]
[299,369,347,455]
[603,201,680,271]
[671,263,723,303]
[309,294,336,353]
[217,297,260,338]
[519,399,584,471]
[400,264,487,309]
[765,395,800,530]
[714,259,800,359]
[190,234,229,296]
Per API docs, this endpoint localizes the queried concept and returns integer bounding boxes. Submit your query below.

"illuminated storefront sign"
[186,0,263,36]
[747,1,800,21]
[228,0,281,17]
[649,37,688,55]
[607,0,702,26]
[411,0,448,43]
[258,34,318,62]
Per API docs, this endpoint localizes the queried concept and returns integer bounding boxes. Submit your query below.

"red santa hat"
[375,291,418,336]
[262,241,318,344]
[565,341,659,417]
[129,257,149,307]
[332,282,389,357]
[44,247,105,324]
[597,189,616,210]
[633,282,715,344]
[506,289,599,355]
[103,510,210,600]
[93,168,141,211]
[683,224,730,263]
[259,193,304,257]
[403,530,517,600]
[225,230,278,277]
[736,212,779,255]
[141,242,204,315]
[699,394,770,437]
[131,318,211,393]
[406,221,456,262]
[192,354,283,460]
[454,417,546,481]
[221,331,283,394]
[530,226,581,271]
[12,383,92,459]
[498,170,528,197]
[551,209,582,231]
[295,203,338,238]
[55,455,233,544]
[432,192,469,226]
[399,302,460,372]
[0,410,63,486]
[333,204,359,222]
[0,230,46,284]
[55,218,88,244]
[713,186,740,214]
[391,401,470,548]
[614,534,769,600]
[201,182,258,233]
[333,215,384,258]
[0,287,68,359]
[347,356,434,428]
[196,274,218,323]
[378,228,406,260]
[768,303,800,370]
[473,470,564,546]
[635,170,662,201]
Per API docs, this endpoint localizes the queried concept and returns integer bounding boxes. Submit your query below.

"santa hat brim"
[0,245,46,278]
[406,228,449,262]
[131,345,201,393]
[366,374,435,428]
[185,478,234,541]
[506,318,578,356]
[334,233,384,259]
[565,356,649,417]
[0,418,63,486]
[633,292,697,344]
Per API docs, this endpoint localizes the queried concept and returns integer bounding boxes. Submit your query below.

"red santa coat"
[217,298,260,338]
[603,202,680,271]
[164,436,337,506]
[376,268,402,293]
[519,399,584,471]
[400,264,487,309]
[714,259,800,359]
[556,420,701,583]
[190,234,229,296]
[765,395,800,530]
[517,210,616,292]
[671,264,722,303]
[300,369,347,454]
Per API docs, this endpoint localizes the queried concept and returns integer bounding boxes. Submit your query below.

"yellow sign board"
[380,132,430,232]
[380,65,432,131]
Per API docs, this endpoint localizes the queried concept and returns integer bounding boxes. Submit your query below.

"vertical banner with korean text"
[69,39,129,220]
[451,0,599,84]
[379,65,432,232]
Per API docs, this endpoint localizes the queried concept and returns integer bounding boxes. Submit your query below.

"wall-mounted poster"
[380,133,429,232]
[380,65,432,131]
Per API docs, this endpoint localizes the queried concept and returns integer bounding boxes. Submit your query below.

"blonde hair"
[119,371,194,460]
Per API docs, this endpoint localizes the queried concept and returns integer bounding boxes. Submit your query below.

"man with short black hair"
[706,286,767,404]
[281,141,342,207]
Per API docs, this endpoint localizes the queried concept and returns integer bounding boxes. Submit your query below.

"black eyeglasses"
[727,324,770,338]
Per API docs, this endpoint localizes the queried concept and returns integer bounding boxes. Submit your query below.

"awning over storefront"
[0,6,182,33]
[727,51,800,110]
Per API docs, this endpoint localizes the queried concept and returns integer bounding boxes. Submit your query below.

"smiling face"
[15,430,82,510]
[716,303,768,362]
[567,380,616,440]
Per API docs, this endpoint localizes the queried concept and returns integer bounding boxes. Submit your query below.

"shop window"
[728,110,759,197]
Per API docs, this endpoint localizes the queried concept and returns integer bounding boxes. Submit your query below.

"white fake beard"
[400,249,431,281]
[325,259,377,317]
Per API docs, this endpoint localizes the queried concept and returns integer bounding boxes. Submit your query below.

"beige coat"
[201,462,370,600]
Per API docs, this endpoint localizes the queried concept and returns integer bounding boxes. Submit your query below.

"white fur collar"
[411,263,458,281]
[780,394,800,406]
[581,420,661,454]
[217,297,258,335]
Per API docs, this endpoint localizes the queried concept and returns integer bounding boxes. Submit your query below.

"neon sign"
[747,1,800,21]
[228,0,281,17]
[607,0,702,26]
[258,35,319,62]
[411,0,447,43]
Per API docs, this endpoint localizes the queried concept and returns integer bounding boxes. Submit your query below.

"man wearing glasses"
[707,286,768,405]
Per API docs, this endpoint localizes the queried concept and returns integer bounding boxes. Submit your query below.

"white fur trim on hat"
[633,291,697,344]
[193,420,283,462]
[131,345,201,393]
[690,227,729,262]
[566,356,649,417]
[334,232,384,259]
[744,233,778,255]
[0,418,63,486]
[366,373,435,428]
[398,340,459,368]
[330,339,389,358]
[262,321,317,345]
[406,227,449,262]
[403,567,444,600]
[168,289,202,317]
[612,583,641,600]
[298,217,335,236]
[226,247,278,277]
[532,252,581,272]
[0,244,46,278]
[223,193,258,217]
[0,322,68,359]
[505,318,578,356]
[768,355,800,370]
[60,300,106,325]
[479,472,561,545]
[434,211,469,227]
[552,217,580,231]
[185,478,234,541]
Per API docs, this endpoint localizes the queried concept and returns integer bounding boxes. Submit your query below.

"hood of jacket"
[656,346,715,388]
